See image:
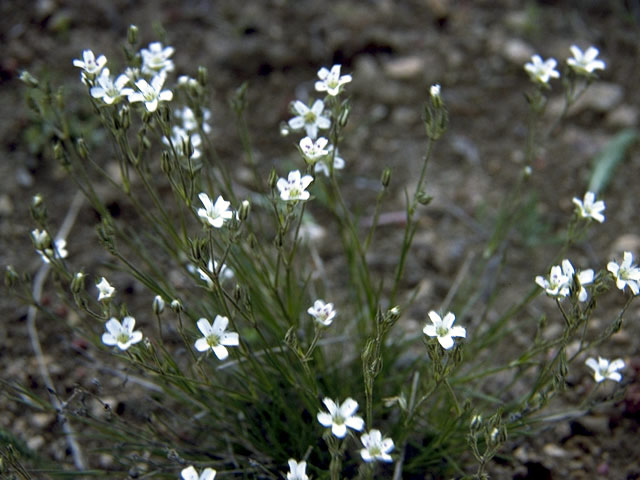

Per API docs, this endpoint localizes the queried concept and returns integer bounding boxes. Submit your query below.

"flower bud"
[5,265,19,288]
[170,299,183,313]
[76,138,89,160]
[416,191,433,205]
[53,141,69,166]
[381,167,392,188]
[119,105,131,130]
[153,295,165,314]
[197,66,208,87]
[127,24,139,45]
[161,151,172,174]
[71,272,86,294]
[338,99,351,128]
[20,70,39,88]
[238,200,250,221]
[268,168,278,189]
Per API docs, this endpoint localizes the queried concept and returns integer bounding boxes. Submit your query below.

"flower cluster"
[536,259,594,302]
[73,41,175,112]
[279,64,352,200]
[316,397,394,462]
[524,45,605,86]
[31,229,68,264]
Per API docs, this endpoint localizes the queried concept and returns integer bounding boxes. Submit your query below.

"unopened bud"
[338,100,351,128]
[268,168,278,189]
[20,70,39,88]
[153,295,165,314]
[197,66,208,87]
[53,141,68,166]
[127,24,139,45]
[238,200,250,221]
[5,265,19,288]
[161,151,172,174]
[381,167,392,188]
[71,272,86,294]
[416,191,433,205]
[119,105,130,130]
[170,299,183,313]
[76,138,89,160]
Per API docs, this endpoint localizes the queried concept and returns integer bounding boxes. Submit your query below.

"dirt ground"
[2,0,640,478]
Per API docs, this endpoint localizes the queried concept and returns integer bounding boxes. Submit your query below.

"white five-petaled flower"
[163,126,202,159]
[190,258,234,289]
[194,315,239,360]
[299,136,329,163]
[317,397,364,438]
[102,316,143,350]
[567,45,606,75]
[72,49,107,78]
[307,299,336,327]
[360,429,394,463]
[524,55,560,85]
[197,193,233,228]
[585,356,624,383]
[288,99,331,139]
[314,145,345,177]
[96,277,115,301]
[181,465,216,480]
[573,191,605,223]
[286,459,309,480]
[176,106,212,134]
[607,251,640,295]
[128,73,173,112]
[140,41,175,75]
[535,259,594,302]
[277,170,314,202]
[315,64,352,96]
[90,68,134,105]
[423,311,466,350]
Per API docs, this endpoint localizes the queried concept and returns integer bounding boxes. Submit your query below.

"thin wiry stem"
[27,191,86,470]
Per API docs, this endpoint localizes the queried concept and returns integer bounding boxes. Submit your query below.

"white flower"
[102,316,143,350]
[176,106,212,134]
[90,68,133,105]
[585,356,624,383]
[96,277,115,301]
[307,299,336,327]
[128,73,173,112]
[299,136,329,163]
[140,42,175,75]
[314,145,345,177]
[194,315,239,360]
[288,99,331,139]
[315,64,352,96]
[197,193,233,228]
[72,49,107,78]
[430,84,441,99]
[607,251,640,295]
[567,46,605,75]
[423,311,466,350]
[360,429,394,463]
[286,459,309,480]
[573,191,605,223]
[181,465,216,480]
[163,126,202,159]
[190,258,234,289]
[317,397,364,438]
[32,229,68,264]
[524,55,560,85]
[277,170,314,202]
[536,259,594,302]
[31,228,50,249]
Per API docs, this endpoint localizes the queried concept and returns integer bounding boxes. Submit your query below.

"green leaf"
[588,128,638,194]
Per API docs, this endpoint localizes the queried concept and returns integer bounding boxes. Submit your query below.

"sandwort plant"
[4,27,635,479]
